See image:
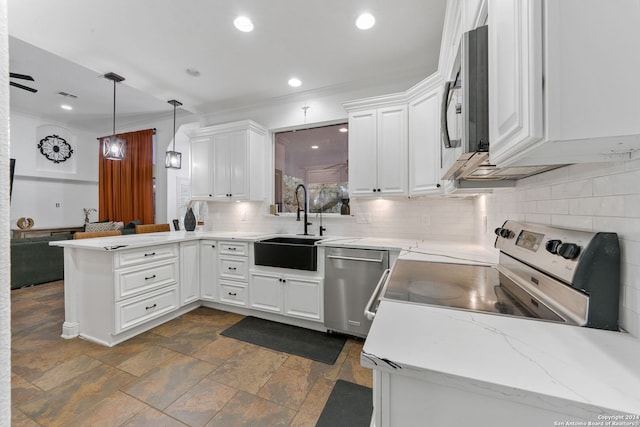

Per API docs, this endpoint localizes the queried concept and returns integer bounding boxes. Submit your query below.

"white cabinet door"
[190,137,213,198]
[283,276,322,322]
[377,105,408,195]
[348,106,408,197]
[212,130,249,200]
[409,86,442,195]
[488,0,543,166]
[212,132,232,200]
[249,272,283,314]
[179,241,200,306]
[348,110,378,196]
[228,130,248,200]
[199,240,217,301]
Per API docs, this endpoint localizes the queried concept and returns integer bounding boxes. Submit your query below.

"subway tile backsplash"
[476,157,640,338]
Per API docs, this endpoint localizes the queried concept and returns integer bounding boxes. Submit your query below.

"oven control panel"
[494,220,595,284]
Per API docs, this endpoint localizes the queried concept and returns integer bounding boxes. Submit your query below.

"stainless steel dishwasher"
[324,247,389,337]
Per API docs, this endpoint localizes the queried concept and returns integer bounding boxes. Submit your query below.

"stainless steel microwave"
[441,25,560,182]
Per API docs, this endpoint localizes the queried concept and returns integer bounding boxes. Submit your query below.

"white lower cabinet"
[115,285,179,334]
[283,277,323,322]
[199,240,218,301]
[219,280,248,306]
[249,273,283,313]
[215,241,249,307]
[180,241,200,306]
[249,271,323,322]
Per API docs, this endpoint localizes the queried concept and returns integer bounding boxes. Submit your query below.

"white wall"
[476,158,640,339]
[9,111,99,227]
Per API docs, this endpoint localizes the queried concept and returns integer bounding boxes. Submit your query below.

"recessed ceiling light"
[339,127,348,133]
[234,16,254,32]
[311,145,319,150]
[186,68,200,77]
[356,13,376,30]
[60,104,73,111]
[288,78,302,87]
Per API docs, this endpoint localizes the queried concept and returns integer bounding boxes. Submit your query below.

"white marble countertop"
[49,230,272,250]
[50,231,500,265]
[362,300,640,416]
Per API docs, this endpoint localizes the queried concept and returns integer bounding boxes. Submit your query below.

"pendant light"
[102,72,126,160]
[165,100,183,169]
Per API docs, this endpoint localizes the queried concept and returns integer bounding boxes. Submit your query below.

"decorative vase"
[184,207,196,231]
[340,198,350,215]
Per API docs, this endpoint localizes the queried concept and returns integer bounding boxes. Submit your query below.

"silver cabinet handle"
[327,255,383,263]
[364,269,390,321]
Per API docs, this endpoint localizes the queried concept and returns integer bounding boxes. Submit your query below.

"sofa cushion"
[85,221,116,232]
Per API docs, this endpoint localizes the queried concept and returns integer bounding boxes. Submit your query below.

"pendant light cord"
[172,102,176,151]
[112,79,116,136]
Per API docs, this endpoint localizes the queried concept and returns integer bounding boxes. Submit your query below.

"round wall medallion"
[16,217,35,230]
[38,135,74,163]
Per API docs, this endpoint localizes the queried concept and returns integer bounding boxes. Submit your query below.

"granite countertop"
[362,300,640,416]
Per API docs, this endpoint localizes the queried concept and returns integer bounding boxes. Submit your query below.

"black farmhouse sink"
[254,236,323,271]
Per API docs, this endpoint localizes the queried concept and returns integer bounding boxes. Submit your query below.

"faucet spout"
[294,184,310,235]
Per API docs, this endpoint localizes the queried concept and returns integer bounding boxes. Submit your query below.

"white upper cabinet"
[346,101,408,197]
[488,0,640,167]
[190,137,213,199]
[408,77,443,195]
[189,120,267,201]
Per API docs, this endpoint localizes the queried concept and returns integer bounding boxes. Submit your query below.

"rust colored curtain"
[98,129,154,224]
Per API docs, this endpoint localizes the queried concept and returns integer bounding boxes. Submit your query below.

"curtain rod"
[96,128,156,140]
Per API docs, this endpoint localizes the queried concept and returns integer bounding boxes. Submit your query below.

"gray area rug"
[221,316,346,365]
[316,380,373,427]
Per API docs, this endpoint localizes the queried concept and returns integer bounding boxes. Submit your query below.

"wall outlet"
[420,214,431,225]
[240,211,247,221]
[55,203,61,208]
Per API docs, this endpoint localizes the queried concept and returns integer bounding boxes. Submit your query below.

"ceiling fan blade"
[10,81,38,93]
[9,72,34,81]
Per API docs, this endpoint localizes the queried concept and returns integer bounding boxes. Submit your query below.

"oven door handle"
[364,268,391,321]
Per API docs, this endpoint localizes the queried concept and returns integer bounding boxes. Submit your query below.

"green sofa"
[10,234,73,290]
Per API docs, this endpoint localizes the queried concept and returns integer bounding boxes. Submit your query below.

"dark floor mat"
[316,380,373,427]
[221,316,346,365]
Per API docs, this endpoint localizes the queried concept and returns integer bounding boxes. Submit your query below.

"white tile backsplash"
[205,196,476,242]
[477,160,640,338]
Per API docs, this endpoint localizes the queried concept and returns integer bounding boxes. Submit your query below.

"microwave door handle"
[441,80,453,149]
[364,269,391,321]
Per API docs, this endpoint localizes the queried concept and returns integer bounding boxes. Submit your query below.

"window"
[274,123,348,214]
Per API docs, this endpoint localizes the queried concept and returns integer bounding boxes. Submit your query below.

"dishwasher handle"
[327,254,384,263]
[364,269,391,321]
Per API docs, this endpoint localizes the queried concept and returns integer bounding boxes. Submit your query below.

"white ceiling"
[7,0,447,130]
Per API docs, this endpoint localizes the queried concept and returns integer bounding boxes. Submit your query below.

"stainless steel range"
[366,221,620,330]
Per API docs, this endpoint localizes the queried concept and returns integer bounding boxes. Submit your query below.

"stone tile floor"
[11,281,372,426]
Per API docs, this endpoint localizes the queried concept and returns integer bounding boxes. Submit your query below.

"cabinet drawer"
[115,285,179,333]
[219,281,247,306]
[115,259,178,301]
[219,241,248,256]
[219,256,249,281]
[115,244,179,268]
